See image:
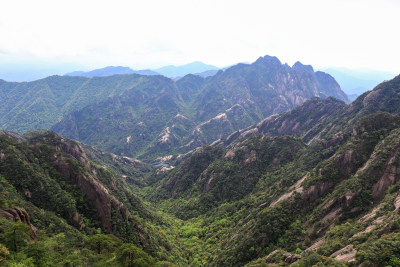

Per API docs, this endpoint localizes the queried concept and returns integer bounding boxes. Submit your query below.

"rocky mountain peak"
[255,55,282,66]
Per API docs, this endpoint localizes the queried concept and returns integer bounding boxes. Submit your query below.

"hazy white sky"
[0,0,399,72]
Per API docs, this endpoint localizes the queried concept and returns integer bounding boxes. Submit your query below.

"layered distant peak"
[66,66,134,77]
[292,61,314,72]
[154,61,219,78]
[95,66,133,74]
[177,73,205,83]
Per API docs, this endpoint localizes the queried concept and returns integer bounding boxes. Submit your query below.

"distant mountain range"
[3,59,395,92]
[322,67,396,96]
[65,66,159,77]
[65,62,220,79]
[0,61,220,81]
[66,65,397,94]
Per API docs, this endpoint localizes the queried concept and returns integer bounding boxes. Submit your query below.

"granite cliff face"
[51,55,347,160]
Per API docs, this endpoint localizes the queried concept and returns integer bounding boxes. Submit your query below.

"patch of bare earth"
[306,238,324,251]
[270,173,308,207]
[331,244,356,262]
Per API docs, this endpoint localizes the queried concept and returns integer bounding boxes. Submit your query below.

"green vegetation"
[0,75,152,133]
[0,219,162,267]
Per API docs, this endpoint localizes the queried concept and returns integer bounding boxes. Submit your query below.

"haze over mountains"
[0,61,85,82]
[62,63,396,103]
[63,63,397,98]
[154,61,219,78]
[2,58,394,93]
[65,61,220,79]
[2,52,400,266]
[322,67,396,99]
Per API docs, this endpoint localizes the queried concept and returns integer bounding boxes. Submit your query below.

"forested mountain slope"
[51,55,347,160]
[0,74,160,133]
[143,75,400,266]
[0,130,189,265]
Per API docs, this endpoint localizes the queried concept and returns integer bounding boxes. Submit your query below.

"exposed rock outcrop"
[0,208,37,237]
[51,147,132,231]
[26,132,134,231]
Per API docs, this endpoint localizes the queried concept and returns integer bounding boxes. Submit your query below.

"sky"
[0,0,399,75]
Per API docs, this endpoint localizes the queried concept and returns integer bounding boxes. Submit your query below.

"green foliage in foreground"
[0,222,162,267]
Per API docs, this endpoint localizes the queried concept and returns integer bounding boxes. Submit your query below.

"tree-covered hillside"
[0,74,159,133]
[0,130,190,266]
